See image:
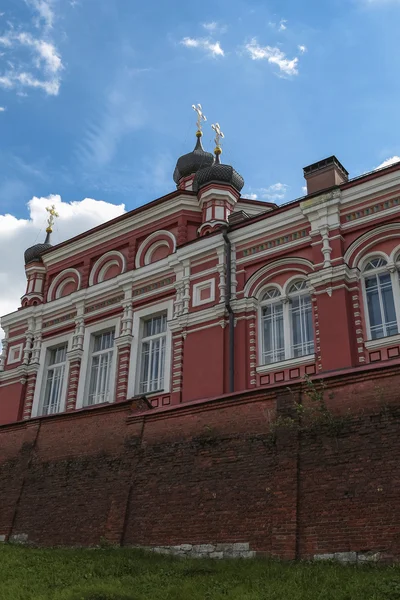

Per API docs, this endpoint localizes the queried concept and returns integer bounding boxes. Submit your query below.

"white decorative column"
[0,326,9,371]
[231,242,237,300]
[182,260,191,314]
[115,286,134,402]
[217,248,226,304]
[30,316,43,365]
[23,317,35,366]
[66,302,85,411]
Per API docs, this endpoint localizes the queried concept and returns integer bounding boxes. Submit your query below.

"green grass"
[1,545,400,600]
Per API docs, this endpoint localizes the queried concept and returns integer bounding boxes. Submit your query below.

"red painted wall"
[0,382,24,425]
[182,325,225,401]
[0,365,399,560]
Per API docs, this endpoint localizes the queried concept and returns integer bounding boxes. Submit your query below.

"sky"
[1,0,400,328]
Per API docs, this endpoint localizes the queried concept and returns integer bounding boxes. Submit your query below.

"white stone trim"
[256,354,315,375]
[47,268,81,302]
[257,283,314,366]
[243,258,314,298]
[192,278,216,307]
[42,196,199,267]
[343,223,400,269]
[88,250,127,287]
[127,299,174,398]
[230,206,305,246]
[365,333,400,350]
[360,256,400,342]
[135,230,176,269]
[144,241,170,266]
[75,316,121,409]
[31,332,73,418]
[341,167,400,206]
[55,277,76,300]
[7,343,24,365]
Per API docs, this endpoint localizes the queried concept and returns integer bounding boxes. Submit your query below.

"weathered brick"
[0,370,399,561]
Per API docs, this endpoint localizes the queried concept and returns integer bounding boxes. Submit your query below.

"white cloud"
[0,75,13,88]
[0,3,62,96]
[27,0,55,30]
[279,19,287,31]
[245,39,299,75]
[302,185,307,194]
[181,37,224,57]
[298,44,307,54]
[202,21,227,34]
[375,156,400,169]
[0,106,5,111]
[258,183,288,201]
[246,193,258,200]
[0,195,126,335]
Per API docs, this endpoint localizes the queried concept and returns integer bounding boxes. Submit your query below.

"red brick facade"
[1,145,400,557]
[0,364,399,559]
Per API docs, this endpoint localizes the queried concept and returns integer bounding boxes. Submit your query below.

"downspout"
[222,228,234,393]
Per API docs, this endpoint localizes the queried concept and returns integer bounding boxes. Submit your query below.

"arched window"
[260,281,314,365]
[363,257,398,339]
[288,281,314,358]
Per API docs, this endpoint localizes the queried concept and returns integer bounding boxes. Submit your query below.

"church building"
[1,106,400,425]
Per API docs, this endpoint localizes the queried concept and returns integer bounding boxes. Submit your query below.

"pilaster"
[66,303,85,411]
[0,326,9,371]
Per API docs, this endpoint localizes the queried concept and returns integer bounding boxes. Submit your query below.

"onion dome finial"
[24,204,59,265]
[193,122,244,193]
[173,104,214,185]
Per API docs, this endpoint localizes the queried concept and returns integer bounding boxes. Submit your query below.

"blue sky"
[1,0,400,324]
[1,0,400,215]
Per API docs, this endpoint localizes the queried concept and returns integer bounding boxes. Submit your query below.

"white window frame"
[257,280,315,370]
[193,278,216,307]
[127,299,173,398]
[75,317,120,409]
[31,332,72,418]
[361,254,400,342]
[7,343,24,365]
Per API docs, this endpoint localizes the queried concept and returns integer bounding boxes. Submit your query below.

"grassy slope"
[0,546,399,600]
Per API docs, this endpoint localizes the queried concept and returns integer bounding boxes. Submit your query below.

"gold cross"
[192,103,207,133]
[211,122,224,149]
[45,204,59,233]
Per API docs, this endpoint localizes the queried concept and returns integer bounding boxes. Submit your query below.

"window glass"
[41,343,67,415]
[139,315,167,394]
[87,330,115,405]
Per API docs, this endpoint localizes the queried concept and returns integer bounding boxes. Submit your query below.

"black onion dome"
[173,134,214,184]
[24,232,52,265]
[193,155,244,193]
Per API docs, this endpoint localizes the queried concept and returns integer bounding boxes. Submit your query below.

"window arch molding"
[88,250,126,287]
[258,277,315,366]
[47,268,81,302]
[389,244,400,265]
[360,252,400,341]
[344,223,400,269]
[135,230,176,269]
[244,257,314,299]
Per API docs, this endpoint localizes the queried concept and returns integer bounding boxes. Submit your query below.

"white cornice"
[256,354,315,374]
[168,303,226,331]
[230,206,306,246]
[300,189,341,233]
[236,236,312,266]
[364,333,400,350]
[341,205,400,230]
[42,195,201,266]
[235,201,272,217]
[308,264,359,288]
[341,169,400,205]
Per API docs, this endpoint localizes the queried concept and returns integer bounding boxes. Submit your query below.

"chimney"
[303,156,348,195]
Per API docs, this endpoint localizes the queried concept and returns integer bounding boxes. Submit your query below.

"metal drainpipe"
[222,228,234,393]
